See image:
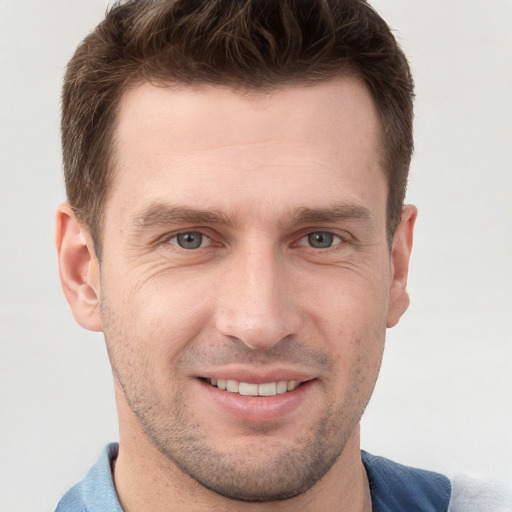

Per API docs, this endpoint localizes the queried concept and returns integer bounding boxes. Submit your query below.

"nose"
[215,245,302,350]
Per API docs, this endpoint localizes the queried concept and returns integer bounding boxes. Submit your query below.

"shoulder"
[362,451,451,511]
[54,443,121,512]
[448,474,512,512]
[54,484,87,512]
[362,451,512,512]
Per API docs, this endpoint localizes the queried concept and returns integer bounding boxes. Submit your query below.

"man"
[53,1,510,511]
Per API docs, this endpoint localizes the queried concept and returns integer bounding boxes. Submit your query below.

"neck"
[113,413,371,512]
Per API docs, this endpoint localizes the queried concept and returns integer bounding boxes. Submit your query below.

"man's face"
[92,78,412,501]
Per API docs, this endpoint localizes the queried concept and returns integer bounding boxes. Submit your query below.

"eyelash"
[165,231,215,250]
[162,229,348,251]
[295,231,344,250]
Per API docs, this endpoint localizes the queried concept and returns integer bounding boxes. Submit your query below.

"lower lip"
[197,379,315,423]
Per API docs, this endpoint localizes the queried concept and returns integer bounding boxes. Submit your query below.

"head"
[57,0,416,506]
[61,0,414,253]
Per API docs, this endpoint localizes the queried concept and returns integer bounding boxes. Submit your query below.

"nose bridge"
[215,241,300,350]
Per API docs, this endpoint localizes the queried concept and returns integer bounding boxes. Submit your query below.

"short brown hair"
[61,0,414,251]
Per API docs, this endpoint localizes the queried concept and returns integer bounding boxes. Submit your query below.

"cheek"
[305,266,391,338]
[303,268,389,387]
[103,269,217,364]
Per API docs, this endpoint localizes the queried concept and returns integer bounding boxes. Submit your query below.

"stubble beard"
[112,359,373,503]
[102,302,380,503]
[131,384,358,502]
[121,382,365,503]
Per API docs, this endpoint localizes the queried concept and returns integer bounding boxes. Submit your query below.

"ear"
[387,205,417,328]
[55,202,102,332]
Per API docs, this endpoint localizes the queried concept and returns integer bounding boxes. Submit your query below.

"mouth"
[198,374,315,422]
[204,378,301,397]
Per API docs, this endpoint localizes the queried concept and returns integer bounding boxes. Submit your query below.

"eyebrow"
[290,205,372,225]
[131,202,372,231]
[132,203,235,229]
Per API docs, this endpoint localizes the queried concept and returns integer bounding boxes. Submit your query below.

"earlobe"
[387,205,417,328]
[55,202,102,332]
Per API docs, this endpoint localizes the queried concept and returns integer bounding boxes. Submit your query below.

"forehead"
[116,78,382,154]
[108,78,386,227]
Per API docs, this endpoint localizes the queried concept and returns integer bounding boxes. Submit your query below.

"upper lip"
[196,367,316,384]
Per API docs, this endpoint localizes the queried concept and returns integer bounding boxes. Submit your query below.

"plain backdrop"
[1,1,511,510]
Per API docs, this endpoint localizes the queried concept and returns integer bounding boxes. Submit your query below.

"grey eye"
[307,232,335,248]
[175,232,205,249]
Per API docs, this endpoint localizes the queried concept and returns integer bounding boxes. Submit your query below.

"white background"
[0,1,510,510]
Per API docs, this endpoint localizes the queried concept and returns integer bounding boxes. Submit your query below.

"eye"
[169,232,211,250]
[298,231,341,249]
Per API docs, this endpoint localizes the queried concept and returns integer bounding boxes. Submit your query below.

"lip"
[195,370,316,423]
[199,367,316,384]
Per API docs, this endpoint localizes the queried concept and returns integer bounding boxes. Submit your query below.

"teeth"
[276,381,288,394]
[258,382,277,396]
[287,380,299,391]
[207,378,301,396]
[239,382,258,396]
[226,380,239,393]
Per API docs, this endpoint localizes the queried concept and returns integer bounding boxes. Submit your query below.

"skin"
[56,77,416,512]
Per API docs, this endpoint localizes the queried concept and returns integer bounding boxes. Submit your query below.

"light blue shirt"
[55,444,122,512]
[56,443,509,511]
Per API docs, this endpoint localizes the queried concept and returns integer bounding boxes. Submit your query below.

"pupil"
[177,232,202,249]
[308,232,333,248]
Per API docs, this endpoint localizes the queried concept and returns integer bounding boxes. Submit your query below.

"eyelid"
[296,232,341,248]
[160,229,215,248]
[156,228,351,251]
[171,232,212,249]
[293,229,351,247]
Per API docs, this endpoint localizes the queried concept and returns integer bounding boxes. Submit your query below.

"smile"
[205,378,301,396]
